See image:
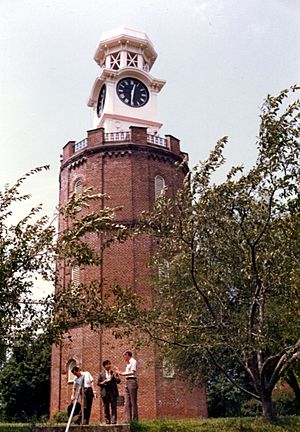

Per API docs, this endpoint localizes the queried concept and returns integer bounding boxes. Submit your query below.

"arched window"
[68,360,77,383]
[74,179,83,195]
[155,175,165,199]
[162,359,175,378]
[71,265,80,286]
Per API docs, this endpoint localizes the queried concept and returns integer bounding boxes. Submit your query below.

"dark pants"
[125,379,138,421]
[102,392,117,424]
[77,387,94,425]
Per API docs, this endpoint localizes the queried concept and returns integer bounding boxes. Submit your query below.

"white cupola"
[87,27,166,134]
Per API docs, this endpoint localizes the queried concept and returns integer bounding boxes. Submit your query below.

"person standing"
[71,366,96,425]
[97,360,121,424]
[117,351,138,422]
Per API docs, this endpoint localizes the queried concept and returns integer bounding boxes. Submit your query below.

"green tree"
[0,163,129,343]
[0,166,56,350]
[2,87,297,421]
[55,87,300,421]
[0,333,51,422]
[0,166,129,421]
[32,87,298,421]
[129,86,300,420]
[0,167,56,421]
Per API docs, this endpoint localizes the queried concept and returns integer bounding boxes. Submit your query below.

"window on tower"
[155,175,165,199]
[127,52,138,67]
[71,265,80,287]
[74,179,83,195]
[162,359,175,378]
[68,360,77,383]
[73,179,84,211]
[110,52,121,70]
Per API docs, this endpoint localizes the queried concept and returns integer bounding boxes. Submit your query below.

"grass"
[0,424,32,432]
[0,417,300,432]
[130,417,300,432]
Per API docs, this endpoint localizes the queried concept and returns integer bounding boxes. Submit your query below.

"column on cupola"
[105,54,110,68]
[120,49,127,68]
[137,50,144,69]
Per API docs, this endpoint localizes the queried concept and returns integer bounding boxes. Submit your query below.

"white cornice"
[93,27,157,69]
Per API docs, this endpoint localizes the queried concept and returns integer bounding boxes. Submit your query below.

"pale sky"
[1,0,299,218]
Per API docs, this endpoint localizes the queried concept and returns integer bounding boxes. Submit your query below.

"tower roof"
[93,26,158,69]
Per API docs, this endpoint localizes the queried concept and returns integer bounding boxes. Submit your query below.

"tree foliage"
[0,333,51,422]
[0,166,56,350]
[54,87,300,421]
[133,86,300,420]
[0,167,128,420]
[1,88,299,422]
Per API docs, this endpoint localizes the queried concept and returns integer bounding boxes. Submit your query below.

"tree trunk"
[261,394,275,421]
[285,370,300,408]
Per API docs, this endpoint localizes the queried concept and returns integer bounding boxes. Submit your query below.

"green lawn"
[0,417,300,432]
[130,417,300,432]
[0,425,32,432]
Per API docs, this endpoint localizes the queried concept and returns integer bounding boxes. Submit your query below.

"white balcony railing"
[73,132,167,152]
[74,138,88,153]
[105,132,131,142]
[147,134,167,147]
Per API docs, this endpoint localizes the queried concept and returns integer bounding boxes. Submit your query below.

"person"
[97,360,121,424]
[71,366,96,425]
[117,351,138,422]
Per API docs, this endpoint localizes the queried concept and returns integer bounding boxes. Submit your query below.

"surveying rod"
[65,380,82,432]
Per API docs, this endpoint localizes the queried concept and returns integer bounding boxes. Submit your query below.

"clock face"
[97,84,106,117]
[116,77,149,107]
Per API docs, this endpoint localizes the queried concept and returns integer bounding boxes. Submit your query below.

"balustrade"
[74,138,88,152]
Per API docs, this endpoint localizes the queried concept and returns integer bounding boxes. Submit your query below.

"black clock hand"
[130,84,136,106]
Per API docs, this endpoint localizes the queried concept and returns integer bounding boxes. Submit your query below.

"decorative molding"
[61,143,183,171]
[68,157,87,171]
[104,149,132,158]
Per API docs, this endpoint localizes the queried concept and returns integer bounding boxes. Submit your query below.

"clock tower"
[50,27,208,423]
[88,27,165,134]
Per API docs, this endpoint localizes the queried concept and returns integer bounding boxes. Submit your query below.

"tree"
[0,167,56,421]
[0,166,56,350]
[0,161,130,343]
[0,332,51,422]
[1,87,298,421]
[0,165,129,421]
[129,86,300,420]
[55,87,299,421]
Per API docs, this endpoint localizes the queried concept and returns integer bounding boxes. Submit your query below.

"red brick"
[51,127,208,422]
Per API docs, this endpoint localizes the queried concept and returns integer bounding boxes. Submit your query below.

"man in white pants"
[118,351,138,422]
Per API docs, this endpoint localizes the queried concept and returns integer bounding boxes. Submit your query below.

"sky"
[0,0,299,219]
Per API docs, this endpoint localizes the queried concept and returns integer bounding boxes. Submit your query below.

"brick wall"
[51,127,208,422]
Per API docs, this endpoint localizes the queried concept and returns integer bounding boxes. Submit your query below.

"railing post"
[130,126,148,144]
[87,128,105,147]
[62,141,76,163]
[165,135,181,154]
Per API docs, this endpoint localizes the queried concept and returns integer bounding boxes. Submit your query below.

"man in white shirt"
[118,351,138,422]
[71,366,96,425]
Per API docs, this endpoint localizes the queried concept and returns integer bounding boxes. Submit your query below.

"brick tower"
[50,27,208,422]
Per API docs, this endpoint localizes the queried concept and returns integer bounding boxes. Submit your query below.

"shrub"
[274,393,299,416]
[51,410,68,423]
[241,399,262,417]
